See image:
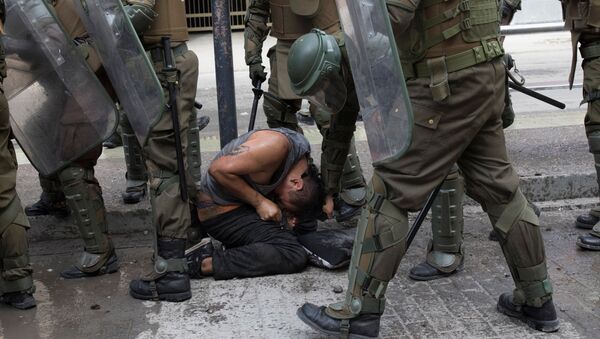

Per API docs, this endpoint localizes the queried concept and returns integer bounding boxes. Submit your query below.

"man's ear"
[292,177,305,191]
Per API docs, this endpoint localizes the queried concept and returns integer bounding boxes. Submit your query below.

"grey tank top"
[199,128,311,205]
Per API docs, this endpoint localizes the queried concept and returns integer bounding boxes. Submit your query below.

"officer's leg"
[120,112,148,204]
[186,103,204,248]
[297,174,407,338]
[409,164,465,280]
[459,109,558,332]
[129,48,198,302]
[24,174,70,218]
[576,56,600,248]
[263,45,302,131]
[311,104,366,222]
[58,163,118,278]
[0,200,36,309]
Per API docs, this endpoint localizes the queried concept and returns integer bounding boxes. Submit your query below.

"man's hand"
[249,62,267,85]
[256,197,282,222]
[323,194,334,219]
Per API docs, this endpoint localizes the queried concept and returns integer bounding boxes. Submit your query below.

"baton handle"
[161,37,188,202]
[248,81,263,132]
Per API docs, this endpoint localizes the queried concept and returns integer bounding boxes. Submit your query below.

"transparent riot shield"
[74,0,164,145]
[3,0,117,176]
[335,0,413,165]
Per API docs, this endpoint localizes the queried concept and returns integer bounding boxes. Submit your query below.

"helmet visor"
[305,71,347,114]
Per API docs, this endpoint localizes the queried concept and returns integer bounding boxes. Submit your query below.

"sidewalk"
[0,207,597,338]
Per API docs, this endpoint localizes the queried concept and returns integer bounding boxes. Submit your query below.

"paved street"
[2,14,600,339]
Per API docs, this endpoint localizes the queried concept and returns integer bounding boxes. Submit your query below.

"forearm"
[210,169,265,208]
[244,0,270,66]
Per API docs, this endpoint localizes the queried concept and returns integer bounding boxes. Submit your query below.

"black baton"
[248,80,264,132]
[406,180,445,249]
[508,81,566,110]
[161,37,188,202]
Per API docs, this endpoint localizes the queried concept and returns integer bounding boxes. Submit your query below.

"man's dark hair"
[288,162,326,220]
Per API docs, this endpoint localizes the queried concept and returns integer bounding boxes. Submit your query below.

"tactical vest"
[561,0,600,86]
[397,0,503,80]
[270,0,340,41]
[142,0,189,47]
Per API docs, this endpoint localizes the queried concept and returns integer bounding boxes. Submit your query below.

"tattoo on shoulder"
[224,145,249,156]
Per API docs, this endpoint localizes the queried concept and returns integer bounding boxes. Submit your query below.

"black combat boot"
[197,115,210,131]
[576,233,600,250]
[60,250,119,279]
[409,257,464,281]
[575,213,598,229]
[25,192,70,218]
[335,199,362,223]
[121,184,147,204]
[185,238,214,279]
[102,132,122,148]
[296,111,315,126]
[297,303,381,338]
[0,291,36,310]
[497,293,559,332]
[129,238,191,302]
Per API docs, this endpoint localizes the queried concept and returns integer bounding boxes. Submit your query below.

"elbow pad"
[124,3,157,34]
[386,0,419,34]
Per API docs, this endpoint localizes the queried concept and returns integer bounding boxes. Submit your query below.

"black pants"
[203,206,307,280]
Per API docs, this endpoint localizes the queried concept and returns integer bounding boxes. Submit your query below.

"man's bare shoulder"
[247,130,290,148]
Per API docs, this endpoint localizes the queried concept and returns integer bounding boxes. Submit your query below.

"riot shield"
[3,0,117,176]
[74,0,164,146]
[335,0,413,165]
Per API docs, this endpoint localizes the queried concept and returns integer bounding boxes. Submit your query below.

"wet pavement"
[0,207,598,338]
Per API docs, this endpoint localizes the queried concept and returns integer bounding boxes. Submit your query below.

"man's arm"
[209,131,289,221]
[244,0,270,84]
[386,0,421,35]
[501,0,521,25]
[124,0,157,34]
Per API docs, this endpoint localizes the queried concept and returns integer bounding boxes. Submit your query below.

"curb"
[26,172,598,242]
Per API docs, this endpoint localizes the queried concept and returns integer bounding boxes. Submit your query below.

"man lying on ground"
[186,128,327,279]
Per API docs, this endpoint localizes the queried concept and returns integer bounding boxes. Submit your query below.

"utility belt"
[402,39,504,79]
[147,42,188,64]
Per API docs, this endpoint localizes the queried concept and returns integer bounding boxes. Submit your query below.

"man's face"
[274,158,309,215]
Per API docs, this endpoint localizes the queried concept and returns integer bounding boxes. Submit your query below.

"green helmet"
[288,29,347,113]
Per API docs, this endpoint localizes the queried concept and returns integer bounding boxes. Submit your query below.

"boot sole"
[576,239,600,251]
[296,308,376,339]
[575,221,595,230]
[408,263,464,282]
[497,302,560,333]
[129,289,191,302]
[408,269,458,281]
[60,258,120,279]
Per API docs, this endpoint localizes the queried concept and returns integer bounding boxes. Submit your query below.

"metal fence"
[186,0,249,32]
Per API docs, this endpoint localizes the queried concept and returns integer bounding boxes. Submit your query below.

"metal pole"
[211,0,237,148]
[501,22,565,35]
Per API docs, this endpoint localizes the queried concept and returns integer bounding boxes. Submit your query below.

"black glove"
[249,62,267,85]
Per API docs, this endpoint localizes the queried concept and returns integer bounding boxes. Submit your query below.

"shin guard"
[326,174,408,318]
[487,189,552,307]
